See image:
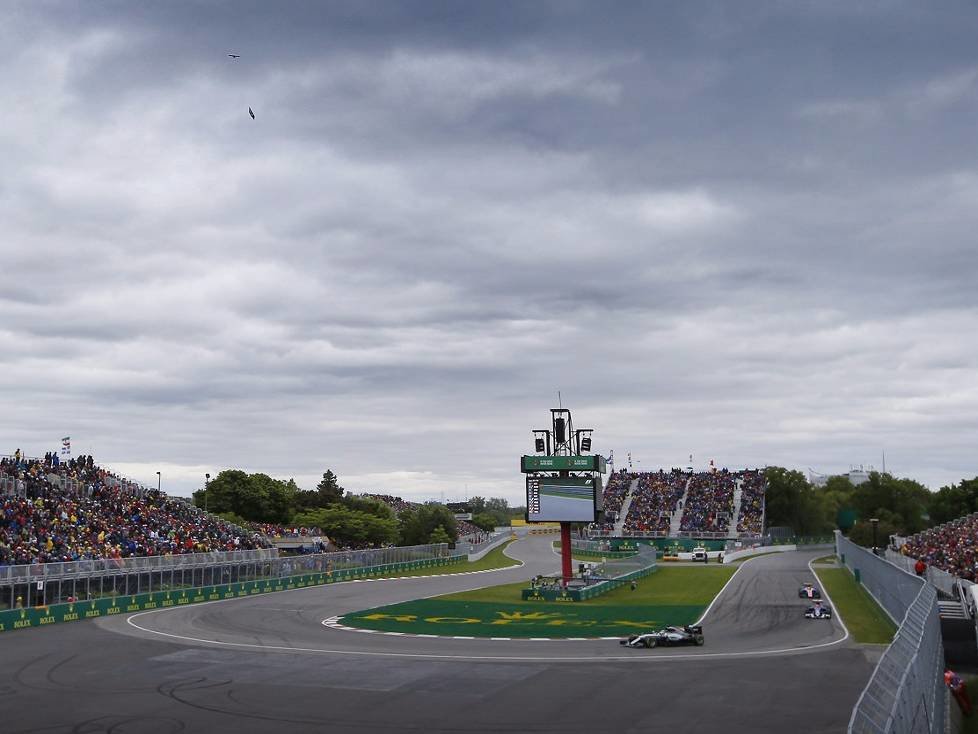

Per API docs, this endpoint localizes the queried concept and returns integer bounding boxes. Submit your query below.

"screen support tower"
[522,407,603,587]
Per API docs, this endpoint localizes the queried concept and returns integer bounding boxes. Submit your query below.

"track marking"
[125,601,851,661]
[121,545,849,662]
[808,556,851,644]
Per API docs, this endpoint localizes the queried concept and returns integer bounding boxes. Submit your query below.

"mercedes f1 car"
[805,602,832,620]
[799,582,821,599]
[620,625,705,648]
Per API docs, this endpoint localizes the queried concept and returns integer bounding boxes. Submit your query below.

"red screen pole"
[560,522,573,586]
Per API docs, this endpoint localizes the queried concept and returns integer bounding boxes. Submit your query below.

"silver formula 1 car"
[620,624,705,648]
[799,582,822,599]
[805,603,832,619]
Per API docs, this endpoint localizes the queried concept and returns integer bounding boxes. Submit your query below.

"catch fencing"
[0,543,451,611]
[837,532,945,734]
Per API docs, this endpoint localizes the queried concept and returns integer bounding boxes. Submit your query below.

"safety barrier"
[0,553,464,633]
[838,532,944,734]
[523,548,657,602]
[0,543,450,610]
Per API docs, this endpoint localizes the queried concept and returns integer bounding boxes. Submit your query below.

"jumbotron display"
[526,476,597,522]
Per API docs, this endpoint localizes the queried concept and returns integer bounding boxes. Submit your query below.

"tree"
[191,469,295,523]
[470,512,497,532]
[764,468,824,534]
[929,477,978,525]
[849,473,929,535]
[399,503,458,546]
[847,518,899,549]
[341,494,396,521]
[292,506,399,547]
[316,470,345,505]
[429,526,452,545]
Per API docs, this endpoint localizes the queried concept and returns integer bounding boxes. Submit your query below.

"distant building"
[809,465,876,487]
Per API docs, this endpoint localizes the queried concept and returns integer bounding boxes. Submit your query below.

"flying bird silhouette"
[228,54,240,58]
[249,107,255,120]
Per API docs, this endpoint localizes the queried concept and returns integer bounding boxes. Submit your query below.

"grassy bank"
[814,566,896,644]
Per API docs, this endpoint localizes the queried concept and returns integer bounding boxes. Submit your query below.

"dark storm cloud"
[2,1,978,498]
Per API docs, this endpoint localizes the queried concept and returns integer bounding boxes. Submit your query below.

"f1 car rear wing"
[684,625,703,634]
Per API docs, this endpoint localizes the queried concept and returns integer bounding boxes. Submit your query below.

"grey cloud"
[2,1,978,501]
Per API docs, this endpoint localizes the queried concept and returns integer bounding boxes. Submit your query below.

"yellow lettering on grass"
[360,613,418,623]
[494,611,563,622]
[424,616,480,624]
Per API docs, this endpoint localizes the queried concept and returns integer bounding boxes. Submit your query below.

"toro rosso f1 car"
[805,602,832,620]
[620,625,705,648]
[799,582,821,599]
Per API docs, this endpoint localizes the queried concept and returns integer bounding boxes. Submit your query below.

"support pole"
[561,522,573,587]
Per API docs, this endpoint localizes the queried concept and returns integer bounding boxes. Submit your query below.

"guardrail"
[838,532,944,734]
[0,550,464,634]
[0,543,450,611]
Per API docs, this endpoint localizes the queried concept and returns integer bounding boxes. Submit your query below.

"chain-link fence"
[591,544,658,580]
[838,532,945,734]
[0,543,451,611]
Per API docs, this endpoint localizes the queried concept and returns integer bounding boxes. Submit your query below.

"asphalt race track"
[0,536,876,733]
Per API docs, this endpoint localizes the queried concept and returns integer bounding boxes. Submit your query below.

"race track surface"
[0,536,875,733]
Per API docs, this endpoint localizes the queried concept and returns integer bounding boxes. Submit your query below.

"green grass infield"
[340,565,735,638]
[814,567,897,644]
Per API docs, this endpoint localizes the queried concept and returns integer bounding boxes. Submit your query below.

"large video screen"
[526,476,596,523]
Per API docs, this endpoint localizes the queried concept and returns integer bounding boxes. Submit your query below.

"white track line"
[808,556,851,644]
[125,604,850,661]
[124,549,849,659]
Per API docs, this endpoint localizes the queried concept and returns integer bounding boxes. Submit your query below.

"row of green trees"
[191,469,517,548]
[764,467,978,547]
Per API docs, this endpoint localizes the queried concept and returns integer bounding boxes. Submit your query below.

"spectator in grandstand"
[901,515,978,581]
[0,451,268,566]
[622,471,685,534]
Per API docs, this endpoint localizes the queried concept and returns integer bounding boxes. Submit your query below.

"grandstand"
[898,513,978,582]
[0,452,267,566]
[592,468,766,539]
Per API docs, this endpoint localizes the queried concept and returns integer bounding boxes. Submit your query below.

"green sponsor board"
[612,538,727,553]
[0,555,464,634]
[521,455,606,473]
[342,598,703,638]
[521,563,657,601]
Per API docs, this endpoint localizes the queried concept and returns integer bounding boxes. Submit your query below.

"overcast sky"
[2,1,977,502]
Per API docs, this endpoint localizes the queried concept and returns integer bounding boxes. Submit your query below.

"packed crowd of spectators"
[900,515,978,581]
[622,470,687,533]
[736,470,766,535]
[680,472,735,533]
[592,470,635,531]
[247,522,324,538]
[1,451,268,566]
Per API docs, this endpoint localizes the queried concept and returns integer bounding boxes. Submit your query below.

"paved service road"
[0,536,875,733]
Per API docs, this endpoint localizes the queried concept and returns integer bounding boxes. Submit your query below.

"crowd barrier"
[0,543,450,611]
[838,532,945,734]
[0,552,464,633]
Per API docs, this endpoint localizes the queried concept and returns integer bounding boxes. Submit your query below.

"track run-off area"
[1,534,878,733]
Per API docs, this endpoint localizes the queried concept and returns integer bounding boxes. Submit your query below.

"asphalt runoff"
[0,536,875,733]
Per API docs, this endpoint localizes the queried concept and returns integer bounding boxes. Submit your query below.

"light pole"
[205,473,210,513]
[156,471,161,492]
[870,517,879,556]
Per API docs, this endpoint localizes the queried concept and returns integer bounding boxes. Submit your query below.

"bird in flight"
[249,107,255,120]
[228,53,240,58]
